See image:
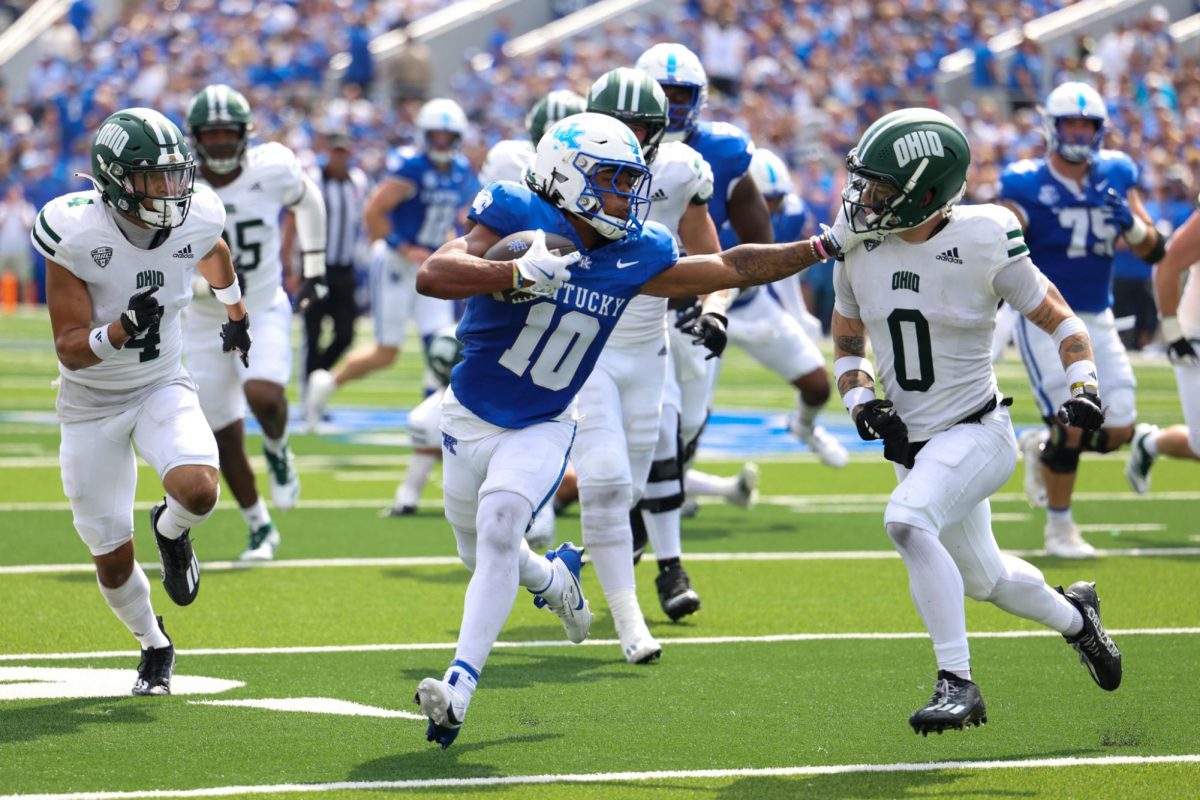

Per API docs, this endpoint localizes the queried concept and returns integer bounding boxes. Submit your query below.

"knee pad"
[579,484,633,547]
[1083,427,1112,453]
[638,455,684,513]
[575,445,629,488]
[1040,424,1082,474]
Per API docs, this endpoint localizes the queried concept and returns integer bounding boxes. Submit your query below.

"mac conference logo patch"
[90,247,113,268]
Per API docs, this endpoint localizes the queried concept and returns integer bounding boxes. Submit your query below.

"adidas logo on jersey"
[173,244,194,259]
[249,182,263,192]
[935,247,963,264]
[651,188,669,201]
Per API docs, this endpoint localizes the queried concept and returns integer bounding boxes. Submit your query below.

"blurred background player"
[184,84,327,561]
[37,107,249,694]
[306,98,480,429]
[1125,202,1200,490]
[479,90,586,186]
[301,130,369,384]
[998,82,1167,558]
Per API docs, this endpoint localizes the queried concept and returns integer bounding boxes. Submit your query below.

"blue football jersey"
[384,147,481,250]
[997,150,1139,312]
[686,120,754,234]
[452,181,680,428]
[725,193,808,310]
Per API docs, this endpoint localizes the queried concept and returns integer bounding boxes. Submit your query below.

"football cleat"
[414,677,468,749]
[1044,519,1096,559]
[1019,429,1049,508]
[532,542,592,643]
[909,670,987,736]
[790,416,849,469]
[727,462,759,509]
[1124,423,1158,495]
[1058,581,1122,691]
[680,497,700,518]
[655,562,701,621]
[132,616,175,696]
[305,368,336,433]
[263,444,300,511]
[524,506,556,551]
[379,504,418,517]
[151,500,200,606]
[239,522,280,561]
[616,615,662,664]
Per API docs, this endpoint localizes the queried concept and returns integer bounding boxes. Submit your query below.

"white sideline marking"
[1,627,1196,662]
[1077,523,1165,532]
[3,754,1199,799]
[4,544,1198,577]
[188,697,425,720]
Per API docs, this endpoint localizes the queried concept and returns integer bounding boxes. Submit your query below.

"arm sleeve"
[291,173,327,276]
[991,256,1049,315]
[832,259,860,319]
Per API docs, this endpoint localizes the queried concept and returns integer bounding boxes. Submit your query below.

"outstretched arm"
[639,235,831,298]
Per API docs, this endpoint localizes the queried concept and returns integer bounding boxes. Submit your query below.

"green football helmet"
[186,84,254,174]
[87,108,195,229]
[525,90,586,147]
[585,67,669,164]
[425,326,464,387]
[842,108,970,234]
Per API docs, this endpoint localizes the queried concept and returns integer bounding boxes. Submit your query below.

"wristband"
[842,386,875,415]
[88,325,121,360]
[301,250,326,279]
[1124,216,1148,246]
[811,234,830,260]
[1161,315,1183,343]
[834,356,875,382]
[212,280,242,305]
[1064,359,1099,397]
[1051,316,1087,348]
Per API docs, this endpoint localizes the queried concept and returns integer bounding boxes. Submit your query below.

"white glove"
[370,239,404,273]
[822,207,885,258]
[513,229,579,296]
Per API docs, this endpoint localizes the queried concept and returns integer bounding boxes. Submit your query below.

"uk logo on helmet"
[554,123,584,149]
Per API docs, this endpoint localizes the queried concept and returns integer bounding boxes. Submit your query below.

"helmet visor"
[127,161,195,228]
[841,174,901,233]
[578,157,652,235]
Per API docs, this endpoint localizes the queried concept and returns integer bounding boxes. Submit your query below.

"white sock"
[397,452,437,508]
[442,659,479,701]
[606,588,644,632]
[796,398,820,432]
[684,469,735,498]
[98,564,170,649]
[155,494,213,540]
[262,432,288,457]
[888,522,971,677]
[643,507,683,560]
[240,497,271,530]
[1143,429,1161,457]
[519,539,553,591]
[1047,506,1073,526]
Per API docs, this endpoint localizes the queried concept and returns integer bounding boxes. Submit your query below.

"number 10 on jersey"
[499,303,600,391]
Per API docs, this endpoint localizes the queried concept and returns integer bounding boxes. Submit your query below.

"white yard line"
[1,627,1196,662]
[2,754,1199,800]
[3,545,1199,577]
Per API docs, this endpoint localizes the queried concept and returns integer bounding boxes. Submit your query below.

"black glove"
[855,399,911,466]
[1166,336,1200,368]
[119,286,164,336]
[221,313,252,368]
[682,312,728,360]
[1057,389,1105,432]
[297,276,328,310]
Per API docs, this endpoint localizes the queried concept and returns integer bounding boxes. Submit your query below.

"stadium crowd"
[0,0,1196,334]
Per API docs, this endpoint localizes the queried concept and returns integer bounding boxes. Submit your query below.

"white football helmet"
[748,149,793,198]
[635,43,707,142]
[530,112,652,240]
[416,98,469,164]
[1042,82,1107,163]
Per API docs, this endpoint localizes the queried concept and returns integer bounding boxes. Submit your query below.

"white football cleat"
[263,444,300,511]
[532,542,592,643]
[727,462,759,509]
[1124,423,1158,495]
[1019,429,1049,508]
[414,677,468,749]
[305,369,336,433]
[789,413,849,468]
[239,523,280,561]
[617,616,662,664]
[1044,520,1096,559]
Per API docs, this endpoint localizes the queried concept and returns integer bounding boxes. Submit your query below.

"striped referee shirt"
[316,165,369,268]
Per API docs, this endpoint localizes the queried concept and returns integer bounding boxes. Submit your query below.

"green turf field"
[0,309,1197,799]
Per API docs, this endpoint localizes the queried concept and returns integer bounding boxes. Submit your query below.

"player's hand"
[514,229,579,296]
[822,207,886,258]
[681,312,728,360]
[119,286,164,336]
[854,398,911,466]
[1057,389,1105,432]
[221,313,252,367]
[1101,187,1135,233]
[297,276,328,310]
[1161,316,1200,367]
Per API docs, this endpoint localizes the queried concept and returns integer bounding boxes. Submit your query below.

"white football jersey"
[193,141,306,314]
[834,204,1030,440]
[610,141,715,346]
[32,186,225,394]
[480,139,535,186]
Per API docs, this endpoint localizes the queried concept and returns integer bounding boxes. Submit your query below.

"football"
[484,231,577,303]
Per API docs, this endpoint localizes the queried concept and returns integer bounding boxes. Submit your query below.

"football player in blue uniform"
[410,112,874,748]
[307,99,480,427]
[998,82,1168,558]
